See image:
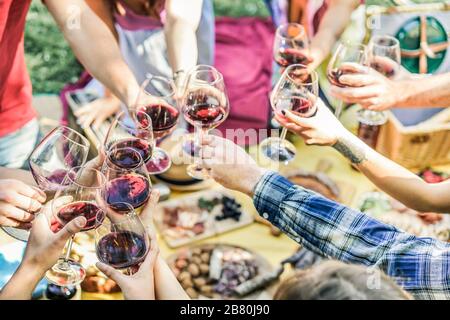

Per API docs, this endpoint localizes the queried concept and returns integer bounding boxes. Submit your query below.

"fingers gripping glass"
[260,65,319,164]
[45,166,106,286]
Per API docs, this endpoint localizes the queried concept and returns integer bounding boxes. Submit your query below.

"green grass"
[25,0,269,94]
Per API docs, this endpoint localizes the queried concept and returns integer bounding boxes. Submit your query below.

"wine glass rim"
[116,110,153,132]
[141,74,177,99]
[97,210,142,227]
[369,35,400,48]
[284,64,319,86]
[186,65,223,86]
[276,23,306,41]
[66,166,106,189]
[104,146,145,170]
[29,126,90,161]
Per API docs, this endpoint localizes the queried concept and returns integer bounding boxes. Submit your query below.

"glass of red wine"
[368,35,401,79]
[45,165,106,286]
[1,126,90,242]
[181,65,230,180]
[135,75,179,174]
[95,203,149,273]
[104,110,154,169]
[327,42,369,117]
[260,64,319,163]
[102,147,152,214]
[274,23,310,70]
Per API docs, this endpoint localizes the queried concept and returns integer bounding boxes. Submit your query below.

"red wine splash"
[106,173,150,211]
[137,104,179,139]
[108,139,152,168]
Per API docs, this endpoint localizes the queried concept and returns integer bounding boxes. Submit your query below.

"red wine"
[30,166,72,192]
[290,97,316,117]
[137,104,179,139]
[185,103,227,130]
[106,173,150,211]
[370,61,396,78]
[275,47,309,67]
[327,68,345,87]
[108,138,152,168]
[96,230,148,269]
[57,201,104,231]
[357,122,382,149]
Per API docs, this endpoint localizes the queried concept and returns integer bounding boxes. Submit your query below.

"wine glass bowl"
[135,75,179,175]
[368,35,401,79]
[95,205,149,270]
[274,23,310,68]
[102,147,152,213]
[104,111,154,169]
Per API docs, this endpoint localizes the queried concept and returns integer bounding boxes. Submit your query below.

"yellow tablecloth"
[1,136,449,300]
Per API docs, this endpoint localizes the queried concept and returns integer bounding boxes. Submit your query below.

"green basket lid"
[396,16,447,74]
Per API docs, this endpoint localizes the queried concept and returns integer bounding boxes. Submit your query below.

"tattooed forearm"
[333,136,367,164]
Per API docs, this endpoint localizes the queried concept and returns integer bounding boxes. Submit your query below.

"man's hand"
[330,66,404,111]
[96,190,160,300]
[201,136,267,196]
[74,96,121,130]
[0,180,46,229]
[275,99,348,147]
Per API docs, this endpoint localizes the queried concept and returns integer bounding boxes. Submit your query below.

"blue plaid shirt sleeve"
[253,171,450,299]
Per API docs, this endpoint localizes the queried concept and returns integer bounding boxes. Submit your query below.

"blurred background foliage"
[25,0,269,94]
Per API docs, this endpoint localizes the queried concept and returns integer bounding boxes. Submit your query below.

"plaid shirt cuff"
[253,171,296,220]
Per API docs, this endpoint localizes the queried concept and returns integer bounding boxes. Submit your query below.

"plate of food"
[154,190,254,248]
[358,191,450,241]
[168,244,274,299]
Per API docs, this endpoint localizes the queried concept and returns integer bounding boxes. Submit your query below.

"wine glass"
[134,75,179,175]
[327,42,369,117]
[104,110,154,169]
[46,165,106,286]
[1,126,90,242]
[274,23,310,70]
[102,147,152,214]
[368,35,401,79]
[181,65,230,180]
[95,204,149,273]
[260,64,319,163]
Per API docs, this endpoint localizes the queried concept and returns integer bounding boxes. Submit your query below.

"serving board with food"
[168,244,274,299]
[358,192,450,242]
[154,190,254,248]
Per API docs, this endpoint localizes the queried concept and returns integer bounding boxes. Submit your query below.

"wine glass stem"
[196,128,208,169]
[63,235,75,262]
[279,127,288,141]
[335,101,344,118]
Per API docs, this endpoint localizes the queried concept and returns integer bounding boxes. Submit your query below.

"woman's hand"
[22,197,86,273]
[74,96,121,130]
[0,179,46,229]
[275,99,348,146]
[96,190,161,300]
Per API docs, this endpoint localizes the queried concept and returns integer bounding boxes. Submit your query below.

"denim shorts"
[0,119,40,169]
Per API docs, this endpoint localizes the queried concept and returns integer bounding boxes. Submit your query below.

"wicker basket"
[376,109,450,169]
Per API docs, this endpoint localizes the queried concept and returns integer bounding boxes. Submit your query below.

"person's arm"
[308,0,359,69]
[45,0,139,106]
[164,0,203,88]
[154,257,189,300]
[277,102,450,213]
[252,171,450,300]
[331,69,450,111]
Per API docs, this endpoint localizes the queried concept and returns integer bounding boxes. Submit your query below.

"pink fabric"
[213,17,275,145]
[114,0,164,31]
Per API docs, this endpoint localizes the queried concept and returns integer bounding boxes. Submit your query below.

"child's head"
[274,260,412,300]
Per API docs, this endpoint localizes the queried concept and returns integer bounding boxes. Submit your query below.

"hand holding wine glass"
[259,64,319,164]
[0,179,46,229]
